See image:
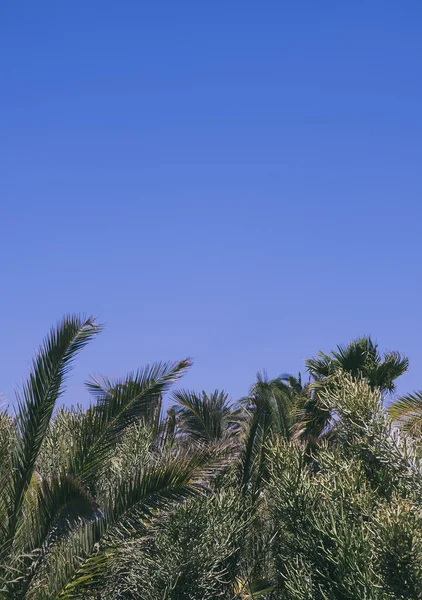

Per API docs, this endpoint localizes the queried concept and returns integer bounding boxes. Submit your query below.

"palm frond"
[6,316,99,548]
[25,474,99,553]
[306,352,332,379]
[291,390,331,444]
[172,389,237,443]
[66,359,192,485]
[249,372,294,438]
[389,391,422,433]
[306,338,408,396]
[154,407,177,452]
[280,372,303,394]
[331,339,373,375]
[6,474,99,600]
[239,372,296,495]
[239,411,268,495]
[33,449,225,599]
[371,352,409,393]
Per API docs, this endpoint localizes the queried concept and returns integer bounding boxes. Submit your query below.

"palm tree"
[306,337,408,394]
[172,389,240,445]
[0,315,220,600]
[282,337,409,444]
[276,372,328,445]
[238,372,296,495]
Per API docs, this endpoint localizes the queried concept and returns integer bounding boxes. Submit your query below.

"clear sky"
[1,1,422,408]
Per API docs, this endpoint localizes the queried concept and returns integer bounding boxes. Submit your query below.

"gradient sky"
[1,1,422,409]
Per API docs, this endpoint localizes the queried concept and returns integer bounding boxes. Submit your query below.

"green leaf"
[65,359,192,485]
[6,316,99,549]
[389,391,422,433]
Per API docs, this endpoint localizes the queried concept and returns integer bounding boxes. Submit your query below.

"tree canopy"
[0,319,421,599]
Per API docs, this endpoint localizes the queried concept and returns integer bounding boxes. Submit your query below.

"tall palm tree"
[0,315,220,600]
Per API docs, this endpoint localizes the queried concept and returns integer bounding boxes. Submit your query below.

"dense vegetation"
[0,315,422,599]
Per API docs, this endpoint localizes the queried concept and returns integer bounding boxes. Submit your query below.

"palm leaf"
[32,449,225,599]
[370,352,409,393]
[306,352,333,380]
[65,359,192,485]
[172,389,237,443]
[154,407,177,452]
[306,338,408,395]
[239,372,295,494]
[24,473,100,553]
[239,411,268,495]
[6,474,99,600]
[5,316,99,550]
[388,391,422,433]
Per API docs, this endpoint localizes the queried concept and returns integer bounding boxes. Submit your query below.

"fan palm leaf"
[306,337,408,394]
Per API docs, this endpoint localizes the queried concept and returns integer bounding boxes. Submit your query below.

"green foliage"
[290,336,409,444]
[267,376,422,599]
[0,316,219,600]
[1,320,421,599]
[306,337,408,393]
[389,390,422,435]
[97,489,255,599]
[239,371,296,496]
[172,389,240,444]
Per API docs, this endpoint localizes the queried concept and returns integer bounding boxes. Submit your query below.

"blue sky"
[1,1,422,408]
